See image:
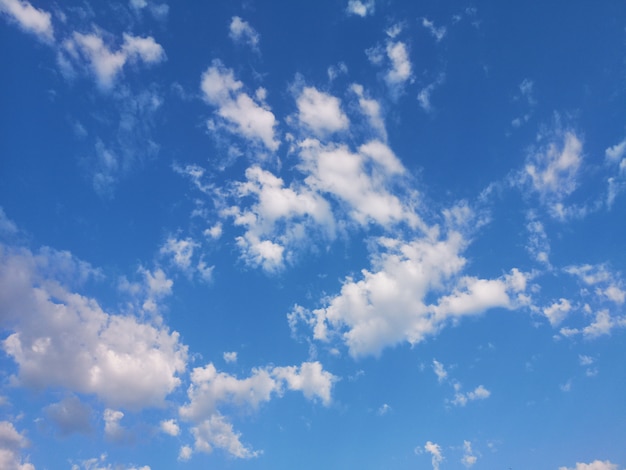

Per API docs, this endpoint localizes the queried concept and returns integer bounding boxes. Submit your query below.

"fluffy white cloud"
[229,16,259,50]
[201,60,279,151]
[179,361,335,458]
[296,87,349,137]
[225,165,335,271]
[160,419,180,437]
[543,298,572,326]
[559,460,618,470]
[160,237,198,271]
[451,384,491,406]
[605,139,626,164]
[103,409,126,442]
[0,0,53,41]
[0,244,188,410]
[346,0,375,17]
[291,232,528,357]
[61,31,165,89]
[223,351,237,363]
[0,421,35,470]
[296,139,415,228]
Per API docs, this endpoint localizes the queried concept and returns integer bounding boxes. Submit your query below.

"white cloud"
[417,74,445,112]
[451,384,491,406]
[543,298,572,326]
[178,445,193,461]
[346,0,375,17]
[229,17,260,50]
[605,139,626,164]
[179,361,336,459]
[579,354,594,366]
[200,60,279,151]
[0,207,18,236]
[0,0,53,41]
[525,216,550,264]
[225,165,335,272]
[432,359,448,383]
[422,18,446,42]
[523,131,583,203]
[461,440,477,467]
[582,310,613,339]
[0,421,35,470]
[296,87,349,137]
[62,31,165,89]
[160,237,198,271]
[0,245,188,410]
[103,409,126,442]
[424,441,444,470]
[160,419,180,437]
[559,460,618,470]
[191,414,260,459]
[384,41,412,92]
[223,351,237,363]
[377,403,391,415]
[129,0,169,20]
[292,231,528,357]
[70,453,150,470]
[296,139,415,228]
[350,83,387,140]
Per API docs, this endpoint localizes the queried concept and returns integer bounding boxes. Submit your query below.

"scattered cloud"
[0,0,54,41]
[384,40,412,94]
[543,298,572,326]
[229,16,260,50]
[417,74,445,112]
[432,359,448,383]
[421,18,446,42]
[296,86,350,137]
[461,440,478,467]
[559,460,618,470]
[61,31,166,89]
[0,420,35,470]
[423,441,444,470]
[223,351,238,363]
[346,0,375,17]
[201,60,279,151]
[160,419,180,437]
[451,384,491,407]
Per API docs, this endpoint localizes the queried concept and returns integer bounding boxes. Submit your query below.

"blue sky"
[0,0,625,468]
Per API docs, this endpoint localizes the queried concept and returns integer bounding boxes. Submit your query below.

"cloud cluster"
[179,361,335,458]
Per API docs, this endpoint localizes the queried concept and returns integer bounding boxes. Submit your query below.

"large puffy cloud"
[0,244,188,410]
[0,0,53,42]
[291,232,528,357]
[0,421,35,470]
[61,31,165,89]
[201,60,279,151]
[179,361,336,458]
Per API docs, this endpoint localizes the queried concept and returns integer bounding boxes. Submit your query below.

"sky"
[0,0,625,469]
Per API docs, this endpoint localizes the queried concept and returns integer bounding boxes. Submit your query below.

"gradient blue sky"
[1,1,626,469]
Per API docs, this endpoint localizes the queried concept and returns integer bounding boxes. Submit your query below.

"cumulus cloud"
[346,0,375,17]
[0,0,53,41]
[291,232,528,357]
[543,298,572,326]
[0,421,35,470]
[160,419,180,437]
[61,31,166,89]
[296,87,349,137]
[103,409,126,442]
[229,16,260,50]
[201,60,279,151]
[605,139,626,164]
[0,244,188,410]
[224,165,335,271]
[559,460,618,470]
[296,139,414,228]
[179,361,335,458]
[160,236,199,272]
[223,351,237,363]
[451,384,491,407]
